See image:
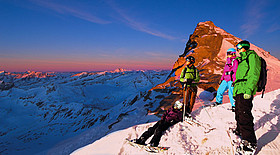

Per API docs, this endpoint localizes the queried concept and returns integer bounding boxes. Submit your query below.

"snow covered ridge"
[71,89,280,155]
[71,68,131,77]
[1,71,56,79]
[0,70,169,155]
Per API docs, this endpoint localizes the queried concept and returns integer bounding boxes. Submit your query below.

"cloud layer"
[30,0,111,24]
[30,0,176,40]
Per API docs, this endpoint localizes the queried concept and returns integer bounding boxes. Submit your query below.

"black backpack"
[257,57,267,98]
[246,54,267,98]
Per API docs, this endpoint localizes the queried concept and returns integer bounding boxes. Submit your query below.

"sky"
[0,0,279,72]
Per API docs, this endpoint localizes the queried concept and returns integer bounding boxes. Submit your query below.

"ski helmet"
[227,48,236,55]
[174,100,183,109]
[236,40,250,50]
[186,56,195,63]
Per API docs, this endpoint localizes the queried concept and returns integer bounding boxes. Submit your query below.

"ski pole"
[183,83,186,121]
[196,94,212,120]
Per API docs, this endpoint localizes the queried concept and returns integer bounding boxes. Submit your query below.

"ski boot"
[232,128,241,137]
[148,142,157,147]
[236,140,257,155]
[211,102,221,107]
[184,113,193,122]
[231,106,235,112]
[135,137,146,145]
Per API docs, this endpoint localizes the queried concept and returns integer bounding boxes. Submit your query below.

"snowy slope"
[72,89,280,155]
[0,70,169,155]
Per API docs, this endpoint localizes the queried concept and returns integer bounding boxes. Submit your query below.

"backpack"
[257,57,267,98]
[182,66,197,79]
[246,54,267,98]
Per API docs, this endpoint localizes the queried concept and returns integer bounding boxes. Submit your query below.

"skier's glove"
[244,94,251,99]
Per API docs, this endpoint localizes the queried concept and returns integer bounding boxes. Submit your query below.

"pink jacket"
[221,56,238,82]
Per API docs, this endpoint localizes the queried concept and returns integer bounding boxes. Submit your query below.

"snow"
[72,89,280,155]
[198,22,210,27]
[0,70,169,155]
[214,27,229,36]
[218,39,235,60]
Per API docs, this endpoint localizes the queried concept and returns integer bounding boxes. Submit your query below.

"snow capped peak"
[167,21,280,96]
[71,72,90,77]
[198,20,215,27]
[112,68,129,73]
[197,21,234,37]
[13,71,56,79]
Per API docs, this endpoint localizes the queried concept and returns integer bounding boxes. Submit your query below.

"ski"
[126,138,169,153]
[226,130,236,155]
[226,128,242,155]
[209,102,222,107]
[184,117,216,133]
[226,106,235,112]
[198,101,220,108]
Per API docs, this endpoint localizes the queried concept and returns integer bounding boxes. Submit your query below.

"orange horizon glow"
[0,57,173,72]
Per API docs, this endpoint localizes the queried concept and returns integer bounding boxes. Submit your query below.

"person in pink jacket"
[214,48,238,111]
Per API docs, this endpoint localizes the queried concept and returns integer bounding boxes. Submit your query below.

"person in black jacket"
[135,100,183,147]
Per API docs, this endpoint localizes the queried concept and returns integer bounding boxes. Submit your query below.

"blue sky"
[0,0,279,72]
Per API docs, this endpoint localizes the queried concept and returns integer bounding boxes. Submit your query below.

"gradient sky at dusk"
[0,0,279,72]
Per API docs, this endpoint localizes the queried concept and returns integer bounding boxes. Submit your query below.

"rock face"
[0,81,14,90]
[170,21,240,90]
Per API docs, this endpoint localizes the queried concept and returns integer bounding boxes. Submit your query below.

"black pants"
[138,120,173,147]
[235,94,257,144]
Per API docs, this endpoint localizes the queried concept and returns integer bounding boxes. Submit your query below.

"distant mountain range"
[0,70,169,154]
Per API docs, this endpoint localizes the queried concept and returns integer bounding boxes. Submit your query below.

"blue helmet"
[227,48,236,55]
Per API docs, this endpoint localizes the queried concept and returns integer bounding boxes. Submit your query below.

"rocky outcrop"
[0,81,14,90]
[149,20,279,113]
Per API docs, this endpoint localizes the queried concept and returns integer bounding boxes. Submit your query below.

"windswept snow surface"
[72,89,280,155]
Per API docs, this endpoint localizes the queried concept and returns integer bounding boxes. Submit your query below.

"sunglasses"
[186,58,194,62]
[236,44,243,50]
[227,52,236,55]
